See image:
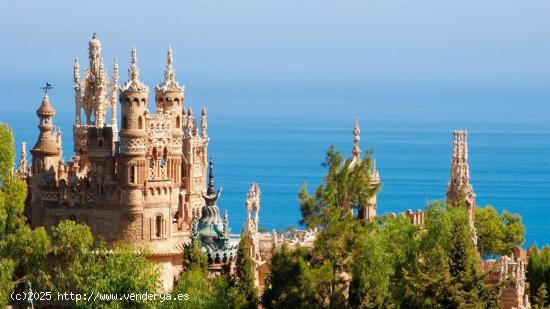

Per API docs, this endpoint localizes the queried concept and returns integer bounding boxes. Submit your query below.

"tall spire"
[200,157,223,222]
[207,157,215,195]
[201,107,208,137]
[156,46,183,92]
[446,130,477,240]
[78,33,110,126]
[130,47,139,80]
[110,58,119,141]
[120,47,149,92]
[17,142,28,176]
[448,130,472,192]
[352,118,361,161]
[73,58,82,125]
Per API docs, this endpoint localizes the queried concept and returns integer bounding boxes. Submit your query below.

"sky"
[0,0,549,107]
[1,0,549,244]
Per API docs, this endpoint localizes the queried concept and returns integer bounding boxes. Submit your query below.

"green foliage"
[0,258,15,308]
[41,220,94,293]
[0,175,28,239]
[475,205,525,257]
[265,145,502,308]
[528,247,550,308]
[233,233,258,308]
[299,145,378,228]
[0,123,15,181]
[76,244,160,309]
[262,245,336,309]
[183,240,208,272]
[533,283,548,309]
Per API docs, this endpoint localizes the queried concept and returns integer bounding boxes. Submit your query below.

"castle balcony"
[41,191,59,202]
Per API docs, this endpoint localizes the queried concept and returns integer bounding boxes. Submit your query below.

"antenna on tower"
[41,82,53,95]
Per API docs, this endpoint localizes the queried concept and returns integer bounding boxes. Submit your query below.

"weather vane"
[41,82,52,95]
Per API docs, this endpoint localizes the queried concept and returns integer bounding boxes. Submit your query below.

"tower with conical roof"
[30,95,62,176]
[192,158,237,275]
[350,119,380,221]
[446,130,477,243]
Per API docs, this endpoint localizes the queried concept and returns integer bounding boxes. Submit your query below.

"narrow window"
[176,115,181,128]
[138,116,143,129]
[129,165,137,184]
[155,215,163,238]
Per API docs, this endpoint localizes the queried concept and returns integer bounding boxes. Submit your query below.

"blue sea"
[1,76,549,247]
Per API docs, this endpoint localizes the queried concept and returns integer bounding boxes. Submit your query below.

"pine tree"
[183,239,208,273]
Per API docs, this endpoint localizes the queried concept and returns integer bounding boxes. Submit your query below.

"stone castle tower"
[350,119,380,221]
[446,130,477,244]
[446,130,475,221]
[24,35,209,290]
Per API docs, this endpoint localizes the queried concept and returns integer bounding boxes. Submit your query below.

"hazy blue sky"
[1,0,549,106]
[1,1,549,244]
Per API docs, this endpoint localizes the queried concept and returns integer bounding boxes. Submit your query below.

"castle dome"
[89,33,101,48]
[36,95,56,117]
[32,133,61,155]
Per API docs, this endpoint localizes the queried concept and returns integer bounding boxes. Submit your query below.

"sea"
[1,76,549,247]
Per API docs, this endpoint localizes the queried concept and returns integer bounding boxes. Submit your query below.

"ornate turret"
[352,118,361,162]
[119,47,149,146]
[73,34,118,163]
[349,119,380,221]
[447,130,476,238]
[245,183,261,234]
[155,46,184,111]
[31,94,62,176]
[194,158,236,273]
[82,33,111,127]
[17,142,29,177]
[110,58,119,142]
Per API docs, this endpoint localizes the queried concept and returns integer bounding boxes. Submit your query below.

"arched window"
[122,116,128,129]
[138,116,143,129]
[155,214,163,238]
[176,115,181,128]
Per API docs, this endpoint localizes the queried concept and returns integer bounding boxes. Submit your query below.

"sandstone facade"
[24,35,208,290]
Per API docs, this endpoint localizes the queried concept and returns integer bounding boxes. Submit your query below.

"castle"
[22,35,211,290]
[17,35,530,307]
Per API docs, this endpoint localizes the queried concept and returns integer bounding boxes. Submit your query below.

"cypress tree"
[234,232,258,308]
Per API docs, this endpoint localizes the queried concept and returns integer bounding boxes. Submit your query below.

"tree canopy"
[475,205,525,258]
[263,145,502,308]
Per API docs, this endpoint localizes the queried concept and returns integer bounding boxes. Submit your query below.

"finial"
[127,47,140,84]
[73,58,80,83]
[202,157,222,207]
[207,157,215,195]
[17,142,28,175]
[92,32,97,39]
[352,118,361,160]
[41,82,53,96]
[201,107,208,137]
[188,107,193,116]
[112,58,119,84]
[167,46,173,65]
